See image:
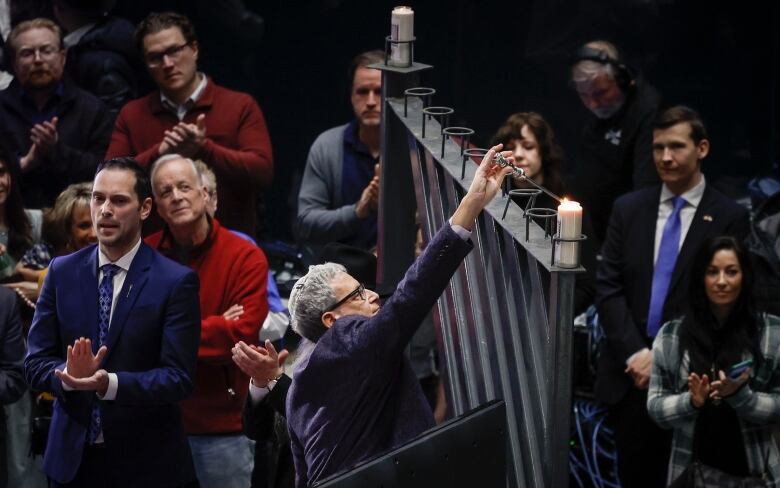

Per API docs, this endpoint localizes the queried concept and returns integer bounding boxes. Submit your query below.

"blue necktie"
[87,263,119,444]
[646,197,686,337]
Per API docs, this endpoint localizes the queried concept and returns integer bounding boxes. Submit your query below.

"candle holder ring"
[502,189,542,220]
[383,35,417,69]
[524,207,557,242]
[551,234,588,268]
[403,87,436,117]
[421,106,454,138]
[441,126,474,159]
[462,148,489,179]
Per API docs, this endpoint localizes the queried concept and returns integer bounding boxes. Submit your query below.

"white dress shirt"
[160,73,208,120]
[627,177,706,365]
[653,176,706,264]
[63,239,142,442]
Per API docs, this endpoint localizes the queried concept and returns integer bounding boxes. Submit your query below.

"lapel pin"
[126,284,133,298]
[703,215,713,222]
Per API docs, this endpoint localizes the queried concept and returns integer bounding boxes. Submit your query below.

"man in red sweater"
[106,11,273,237]
[145,154,269,488]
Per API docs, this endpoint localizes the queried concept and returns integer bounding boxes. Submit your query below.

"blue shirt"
[341,120,379,249]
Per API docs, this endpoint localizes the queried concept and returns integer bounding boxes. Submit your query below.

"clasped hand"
[54,337,109,395]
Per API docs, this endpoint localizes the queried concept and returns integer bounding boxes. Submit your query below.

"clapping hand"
[159,114,207,157]
[710,368,751,402]
[231,340,289,388]
[688,372,710,408]
[54,337,109,394]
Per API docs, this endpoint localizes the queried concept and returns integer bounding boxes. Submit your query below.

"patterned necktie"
[87,263,119,444]
[646,197,686,337]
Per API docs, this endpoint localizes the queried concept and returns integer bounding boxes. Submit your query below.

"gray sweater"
[296,124,365,251]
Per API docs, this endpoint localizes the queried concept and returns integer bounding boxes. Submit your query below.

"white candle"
[556,199,583,268]
[390,6,414,67]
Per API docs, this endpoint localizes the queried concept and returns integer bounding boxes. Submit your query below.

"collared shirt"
[160,73,208,121]
[63,238,142,442]
[21,82,64,125]
[341,119,379,249]
[653,176,706,264]
[63,23,96,48]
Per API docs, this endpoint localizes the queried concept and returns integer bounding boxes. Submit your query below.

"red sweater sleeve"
[198,246,269,361]
[198,94,273,190]
[105,104,161,167]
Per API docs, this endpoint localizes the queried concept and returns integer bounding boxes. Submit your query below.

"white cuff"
[98,373,118,400]
[248,379,270,406]
[61,366,73,391]
[448,219,472,241]
[626,347,650,366]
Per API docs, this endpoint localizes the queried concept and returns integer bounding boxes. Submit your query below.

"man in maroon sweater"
[145,154,269,488]
[106,12,273,237]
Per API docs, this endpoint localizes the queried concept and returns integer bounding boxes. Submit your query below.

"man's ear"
[696,139,710,160]
[140,197,153,221]
[321,311,337,329]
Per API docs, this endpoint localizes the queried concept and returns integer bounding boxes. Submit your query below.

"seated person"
[491,111,596,313]
[15,182,95,283]
[0,155,41,281]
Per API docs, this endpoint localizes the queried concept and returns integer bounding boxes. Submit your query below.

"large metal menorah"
[371,58,584,487]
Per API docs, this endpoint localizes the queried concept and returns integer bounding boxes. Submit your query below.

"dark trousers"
[49,444,107,488]
[49,445,197,488]
[610,387,673,488]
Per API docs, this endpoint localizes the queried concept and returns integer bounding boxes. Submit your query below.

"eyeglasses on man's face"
[324,283,366,313]
[145,42,191,68]
[17,44,61,61]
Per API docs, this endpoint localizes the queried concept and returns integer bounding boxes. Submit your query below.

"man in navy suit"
[24,157,201,487]
[595,106,750,487]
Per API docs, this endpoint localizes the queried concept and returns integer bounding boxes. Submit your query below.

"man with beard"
[0,18,112,209]
[570,40,661,244]
[296,50,383,257]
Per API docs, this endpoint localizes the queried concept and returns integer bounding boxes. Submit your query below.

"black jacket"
[0,78,112,208]
[65,17,149,118]
[595,184,749,405]
[573,76,661,244]
[747,191,780,316]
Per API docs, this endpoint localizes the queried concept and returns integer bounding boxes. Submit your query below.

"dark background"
[111,0,780,242]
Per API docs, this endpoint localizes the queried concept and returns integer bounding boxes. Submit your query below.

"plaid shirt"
[648,314,780,486]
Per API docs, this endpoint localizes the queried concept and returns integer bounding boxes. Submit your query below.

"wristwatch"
[265,371,285,392]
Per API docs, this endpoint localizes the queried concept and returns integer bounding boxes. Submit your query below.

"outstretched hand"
[62,337,107,379]
[451,144,514,229]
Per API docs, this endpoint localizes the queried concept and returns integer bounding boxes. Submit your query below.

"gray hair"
[571,40,620,84]
[149,153,203,196]
[289,263,347,342]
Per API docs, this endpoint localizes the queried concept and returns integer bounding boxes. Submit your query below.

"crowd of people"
[0,3,777,488]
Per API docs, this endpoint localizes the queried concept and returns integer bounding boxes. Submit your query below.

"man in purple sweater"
[282,145,514,487]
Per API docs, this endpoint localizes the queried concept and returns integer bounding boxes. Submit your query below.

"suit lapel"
[79,248,100,342]
[637,187,663,288]
[668,186,716,293]
[102,244,152,363]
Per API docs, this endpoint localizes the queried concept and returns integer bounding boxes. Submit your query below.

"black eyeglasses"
[145,42,191,68]
[324,283,366,313]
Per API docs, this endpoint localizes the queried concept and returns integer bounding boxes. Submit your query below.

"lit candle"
[390,6,414,67]
[556,199,583,268]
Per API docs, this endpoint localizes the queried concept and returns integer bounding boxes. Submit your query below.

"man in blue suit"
[595,106,749,487]
[24,157,201,487]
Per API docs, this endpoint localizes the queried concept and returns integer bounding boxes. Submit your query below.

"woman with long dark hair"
[0,155,39,280]
[491,112,596,314]
[648,236,780,486]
